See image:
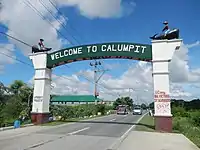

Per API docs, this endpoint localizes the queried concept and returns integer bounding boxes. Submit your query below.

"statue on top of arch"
[32,39,52,53]
[150,21,180,40]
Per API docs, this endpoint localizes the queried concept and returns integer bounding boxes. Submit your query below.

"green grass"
[173,116,200,148]
[135,114,155,132]
[40,121,67,126]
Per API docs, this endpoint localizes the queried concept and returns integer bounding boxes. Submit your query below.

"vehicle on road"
[117,105,128,115]
[133,106,142,115]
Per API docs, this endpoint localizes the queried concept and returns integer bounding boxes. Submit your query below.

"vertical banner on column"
[154,90,171,115]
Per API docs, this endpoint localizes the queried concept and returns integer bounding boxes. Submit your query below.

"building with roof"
[50,95,102,106]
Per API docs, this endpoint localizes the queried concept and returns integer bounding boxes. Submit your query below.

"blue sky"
[0,0,200,100]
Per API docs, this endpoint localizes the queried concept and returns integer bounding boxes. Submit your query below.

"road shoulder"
[116,131,200,150]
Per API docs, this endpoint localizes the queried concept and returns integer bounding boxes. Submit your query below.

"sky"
[0,0,200,104]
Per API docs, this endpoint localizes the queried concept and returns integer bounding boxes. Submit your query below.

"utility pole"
[90,60,108,105]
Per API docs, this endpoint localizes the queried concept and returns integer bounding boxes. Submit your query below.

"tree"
[10,80,25,95]
[148,102,154,109]
[1,96,26,122]
[9,80,33,103]
[113,97,133,110]
[141,103,147,109]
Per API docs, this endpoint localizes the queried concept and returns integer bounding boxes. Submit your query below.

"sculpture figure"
[150,21,179,40]
[32,39,52,53]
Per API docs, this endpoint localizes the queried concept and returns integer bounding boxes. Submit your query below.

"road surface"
[0,114,144,150]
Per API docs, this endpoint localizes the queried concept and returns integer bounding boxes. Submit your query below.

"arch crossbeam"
[47,42,152,68]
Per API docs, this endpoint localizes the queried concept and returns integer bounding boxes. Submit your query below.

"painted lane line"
[120,113,146,139]
[108,112,148,150]
[68,127,90,135]
[24,128,90,149]
[110,118,116,121]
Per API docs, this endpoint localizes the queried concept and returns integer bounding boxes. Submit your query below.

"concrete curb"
[0,124,34,132]
[0,114,115,133]
[107,112,149,150]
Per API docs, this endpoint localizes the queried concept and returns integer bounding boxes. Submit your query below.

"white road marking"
[108,112,149,150]
[68,127,90,135]
[120,113,147,139]
[110,118,116,121]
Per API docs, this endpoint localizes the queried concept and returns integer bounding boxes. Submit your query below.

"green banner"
[47,42,152,68]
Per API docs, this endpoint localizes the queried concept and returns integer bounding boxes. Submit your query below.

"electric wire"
[47,0,87,43]
[22,0,70,43]
[38,0,80,45]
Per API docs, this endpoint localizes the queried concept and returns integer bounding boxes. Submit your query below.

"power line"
[38,0,80,45]
[0,32,32,48]
[47,0,87,43]
[22,0,70,43]
[0,51,33,67]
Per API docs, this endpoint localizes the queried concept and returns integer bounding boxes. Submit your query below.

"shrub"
[173,114,200,148]
[172,106,190,117]
[50,104,112,120]
[173,117,191,132]
[190,111,200,126]
[96,104,106,115]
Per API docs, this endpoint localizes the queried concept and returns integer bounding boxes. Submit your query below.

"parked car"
[117,105,128,115]
[133,106,142,115]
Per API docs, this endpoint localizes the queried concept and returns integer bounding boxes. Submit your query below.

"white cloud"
[169,43,200,83]
[170,83,192,98]
[51,74,91,95]
[0,0,68,56]
[186,41,200,48]
[56,0,136,19]
[0,43,16,73]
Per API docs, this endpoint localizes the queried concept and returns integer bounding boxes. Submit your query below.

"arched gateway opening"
[29,39,182,132]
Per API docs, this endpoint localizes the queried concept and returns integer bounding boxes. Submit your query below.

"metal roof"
[50,95,102,102]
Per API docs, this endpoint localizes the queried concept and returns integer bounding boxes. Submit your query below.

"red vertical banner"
[154,90,170,102]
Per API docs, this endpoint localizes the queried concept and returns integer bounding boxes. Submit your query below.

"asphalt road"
[0,113,144,150]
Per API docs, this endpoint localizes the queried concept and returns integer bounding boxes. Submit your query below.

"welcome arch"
[29,39,182,132]
[47,42,152,68]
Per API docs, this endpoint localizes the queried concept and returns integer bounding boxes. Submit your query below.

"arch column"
[29,52,52,124]
[152,39,182,132]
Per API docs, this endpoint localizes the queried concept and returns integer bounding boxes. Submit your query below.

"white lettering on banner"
[87,46,91,53]
[134,45,140,53]
[50,44,148,61]
[141,46,147,53]
[101,45,107,51]
[155,102,170,114]
[51,47,83,60]
[50,54,55,60]
[129,45,134,51]
[123,45,129,51]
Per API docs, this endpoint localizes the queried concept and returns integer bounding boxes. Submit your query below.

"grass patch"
[135,114,155,132]
[40,121,67,126]
[173,116,200,148]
